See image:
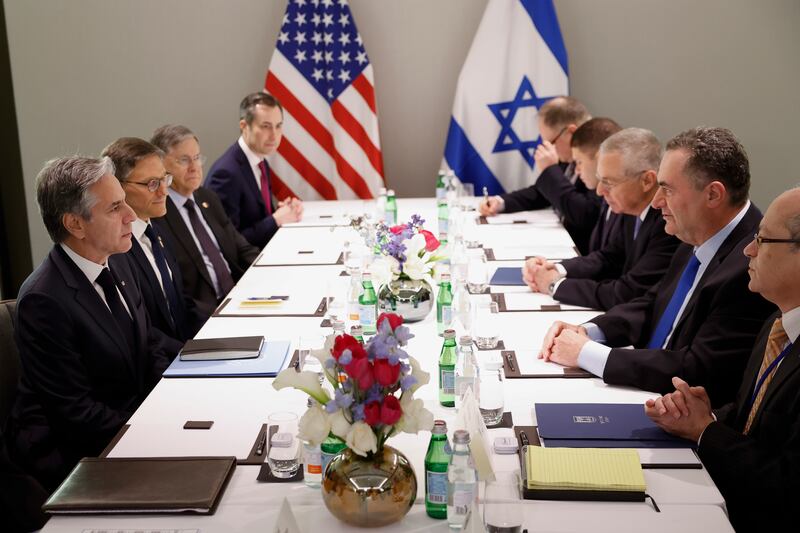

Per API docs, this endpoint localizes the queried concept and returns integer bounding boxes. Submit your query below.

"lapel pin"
[202,201,209,208]
[120,280,126,287]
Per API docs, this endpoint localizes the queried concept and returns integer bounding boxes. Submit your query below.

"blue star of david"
[488,77,554,168]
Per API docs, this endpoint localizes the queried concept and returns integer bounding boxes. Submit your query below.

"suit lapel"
[163,196,214,289]
[129,238,173,329]
[109,255,146,384]
[195,189,237,269]
[749,341,800,430]
[234,143,266,213]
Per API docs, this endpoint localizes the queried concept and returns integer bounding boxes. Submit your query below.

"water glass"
[298,334,325,384]
[267,412,300,478]
[466,250,489,293]
[479,358,505,426]
[483,473,523,533]
[325,278,347,322]
[473,300,499,349]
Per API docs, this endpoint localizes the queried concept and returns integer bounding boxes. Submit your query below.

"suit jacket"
[206,142,279,248]
[555,207,680,310]
[8,246,176,489]
[125,232,202,343]
[588,200,622,253]
[698,311,800,532]
[153,187,259,319]
[501,163,601,255]
[590,204,777,405]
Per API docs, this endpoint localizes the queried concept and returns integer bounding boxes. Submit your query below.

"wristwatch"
[547,279,558,297]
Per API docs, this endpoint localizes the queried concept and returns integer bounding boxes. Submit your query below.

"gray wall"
[5,0,799,267]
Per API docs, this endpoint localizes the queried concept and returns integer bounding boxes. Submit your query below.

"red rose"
[377,312,403,331]
[345,357,374,390]
[419,229,440,252]
[373,358,401,387]
[332,334,366,361]
[389,225,405,235]
[380,395,403,426]
[363,401,381,426]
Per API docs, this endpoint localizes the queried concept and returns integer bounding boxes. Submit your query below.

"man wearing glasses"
[102,137,202,343]
[540,127,776,407]
[150,125,259,319]
[479,96,601,254]
[646,187,800,532]
[524,128,680,310]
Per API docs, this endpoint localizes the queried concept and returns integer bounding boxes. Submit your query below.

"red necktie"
[258,160,273,215]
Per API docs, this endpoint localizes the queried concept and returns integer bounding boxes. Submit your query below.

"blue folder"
[535,403,693,448]
[163,340,291,378]
[490,267,526,286]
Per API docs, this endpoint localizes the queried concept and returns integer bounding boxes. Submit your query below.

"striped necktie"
[744,318,790,434]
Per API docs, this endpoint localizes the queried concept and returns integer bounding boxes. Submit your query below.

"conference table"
[42,199,734,533]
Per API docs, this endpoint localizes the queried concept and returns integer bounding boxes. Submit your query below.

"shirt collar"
[238,135,264,171]
[131,218,149,240]
[781,306,800,344]
[60,243,106,283]
[638,204,651,222]
[168,187,191,207]
[694,200,751,266]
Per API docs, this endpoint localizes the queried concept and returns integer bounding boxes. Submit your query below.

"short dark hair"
[150,125,199,153]
[571,117,622,154]
[539,96,590,129]
[101,137,164,182]
[36,156,115,243]
[239,92,283,124]
[666,127,750,207]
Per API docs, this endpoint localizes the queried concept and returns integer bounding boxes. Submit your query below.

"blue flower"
[338,349,353,366]
[400,375,418,391]
[324,400,339,413]
[334,388,353,409]
[394,326,414,344]
[351,402,366,421]
[366,383,383,404]
[324,358,337,369]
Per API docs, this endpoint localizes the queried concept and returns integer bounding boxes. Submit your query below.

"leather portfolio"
[43,456,236,514]
[179,335,265,360]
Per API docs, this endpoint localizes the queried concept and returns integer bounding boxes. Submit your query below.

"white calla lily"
[310,334,338,386]
[329,408,352,440]
[397,396,434,434]
[298,404,331,445]
[408,356,430,392]
[346,421,378,457]
[272,368,331,405]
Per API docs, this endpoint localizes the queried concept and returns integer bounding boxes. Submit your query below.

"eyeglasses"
[548,126,568,144]
[753,232,800,247]
[125,174,173,192]
[171,154,207,168]
[597,170,646,191]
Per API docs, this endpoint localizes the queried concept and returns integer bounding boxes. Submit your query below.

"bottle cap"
[362,271,371,280]
[459,335,473,346]
[432,420,447,434]
[440,272,451,282]
[387,189,396,196]
[443,329,456,339]
[453,429,470,444]
[350,325,363,335]
[332,319,345,331]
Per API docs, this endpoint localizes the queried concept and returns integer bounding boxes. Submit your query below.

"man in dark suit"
[150,125,259,319]
[524,128,680,310]
[478,96,601,254]
[7,156,178,489]
[540,127,776,407]
[645,188,800,532]
[206,92,303,248]
[102,137,203,342]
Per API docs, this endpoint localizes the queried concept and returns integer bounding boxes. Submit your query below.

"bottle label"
[426,471,448,504]
[455,376,475,398]
[385,210,397,226]
[359,304,376,327]
[438,217,449,234]
[441,368,455,395]
[436,186,446,201]
[320,451,336,474]
[441,305,453,326]
[304,446,321,471]
[453,487,475,516]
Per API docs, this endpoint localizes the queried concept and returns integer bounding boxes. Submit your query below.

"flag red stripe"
[331,99,385,178]
[332,150,373,199]
[277,137,338,200]
[352,74,377,114]
[267,168,296,201]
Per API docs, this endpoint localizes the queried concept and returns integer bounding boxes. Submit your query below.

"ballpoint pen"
[255,430,267,456]
[483,186,489,206]
[519,430,530,446]
[505,352,516,372]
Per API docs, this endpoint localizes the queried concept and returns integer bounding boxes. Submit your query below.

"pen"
[483,186,489,206]
[506,352,516,372]
[519,430,529,446]
[255,430,267,456]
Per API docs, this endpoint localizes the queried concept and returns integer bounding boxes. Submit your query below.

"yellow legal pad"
[525,447,646,492]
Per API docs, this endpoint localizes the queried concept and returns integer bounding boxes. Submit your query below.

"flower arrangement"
[273,312,434,457]
[370,215,444,290]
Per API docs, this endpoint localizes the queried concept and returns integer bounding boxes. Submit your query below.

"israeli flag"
[444,0,569,195]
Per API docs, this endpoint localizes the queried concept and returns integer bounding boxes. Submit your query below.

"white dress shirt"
[238,136,267,193]
[60,243,131,317]
[131,218,173,300]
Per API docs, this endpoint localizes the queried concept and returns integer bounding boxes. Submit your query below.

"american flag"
[265,0,385,200]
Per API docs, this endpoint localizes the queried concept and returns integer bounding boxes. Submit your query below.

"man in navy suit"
[524,128,680,310]
[206,92,303,248]
[539,127,775,406]
[102,137,203,342]
[646,188,800,532]
[7,156,178,489]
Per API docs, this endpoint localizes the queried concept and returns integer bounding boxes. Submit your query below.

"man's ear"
[62,212,86,240]
[706,180,726,208]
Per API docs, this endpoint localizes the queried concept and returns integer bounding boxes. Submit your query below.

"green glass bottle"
[424,419,451,519]
[358,272,378,334]
[437,272,453,336]
[385,188,398,226]
[437,195,449,235]
[320,434,347,476]
[439,329,457,407]
[350,324,365,344]
[435,170,447,202]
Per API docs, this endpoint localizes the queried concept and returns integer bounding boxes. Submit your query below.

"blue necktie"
[646,254,701,349]
[144,224,181,327]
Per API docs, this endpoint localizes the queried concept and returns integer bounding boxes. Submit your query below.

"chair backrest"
[0,299,20,425]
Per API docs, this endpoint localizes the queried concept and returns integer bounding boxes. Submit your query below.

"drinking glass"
[325,278,347,322]
[466,250,489,294]
[483,472,523,533]
[298,334,325,384]
[267,412,300,478]
[473,300,499,349]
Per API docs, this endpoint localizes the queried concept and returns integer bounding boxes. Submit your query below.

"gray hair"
[787,187,800,251]
[150,124,199,153]
[599,127,663,177]
[36,156,115,243]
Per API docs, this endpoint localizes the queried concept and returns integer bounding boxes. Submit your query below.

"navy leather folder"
[535,403,693,448]
[490,267,526,286]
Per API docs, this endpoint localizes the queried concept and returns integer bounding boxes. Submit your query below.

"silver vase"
[377,278,434,322]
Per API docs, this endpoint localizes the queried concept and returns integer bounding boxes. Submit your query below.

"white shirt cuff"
[554,263,567,277]
[577,340,611,378]
[494,195,505,213]
[550,277,567,297]
[582,322,607,343]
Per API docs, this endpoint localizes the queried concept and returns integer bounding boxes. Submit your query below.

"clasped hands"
[522,256,562,294]
[274,197,304,226]
[644,376,715,442]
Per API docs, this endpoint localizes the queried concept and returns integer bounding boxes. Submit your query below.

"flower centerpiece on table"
[369,216,445,321]
[272,312,434,457]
